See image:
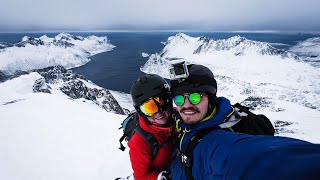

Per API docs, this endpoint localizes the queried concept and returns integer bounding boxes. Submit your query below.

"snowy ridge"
[0,66,128,115]
[158,33,299,60]
[142,33,320,110]
[142,33,320,139]
[0,33,115,75]
[289,37,320,67]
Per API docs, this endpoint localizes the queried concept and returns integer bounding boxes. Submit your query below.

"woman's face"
[147,109,171,126]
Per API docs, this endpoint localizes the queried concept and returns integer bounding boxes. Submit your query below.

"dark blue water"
[0,32,316,93]
[72,32,178,93]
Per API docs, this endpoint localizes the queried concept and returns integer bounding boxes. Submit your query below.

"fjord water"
[0,32,316,93]
[72,32,317,93]
[72,32,177,93]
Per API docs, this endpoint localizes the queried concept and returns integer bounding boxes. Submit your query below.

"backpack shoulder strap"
[119,113,137,151]
[119,113,164,159]
[178,126,220,180]
[135,125,160,160]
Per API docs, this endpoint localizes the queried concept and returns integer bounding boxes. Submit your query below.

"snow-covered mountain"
[0,66,135,179]
[1,65,129,115]
[142,33,320,141]
[0,32,134,179]
[142,33,320,109]
[0,33,131,114]
[289,37,320,67]
[0,33,115,75]
[159,33,299,60]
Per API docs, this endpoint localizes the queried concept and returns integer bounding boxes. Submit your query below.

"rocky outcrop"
[33,66,126,115]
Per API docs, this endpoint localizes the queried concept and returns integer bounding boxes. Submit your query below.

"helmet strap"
[205,93,217,118]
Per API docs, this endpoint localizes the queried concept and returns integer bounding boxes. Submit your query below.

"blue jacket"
[170,97,320,180]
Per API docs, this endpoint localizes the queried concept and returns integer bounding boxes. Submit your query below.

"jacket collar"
[138,115,174,137]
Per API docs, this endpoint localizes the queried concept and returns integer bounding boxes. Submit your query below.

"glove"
[157,171,171,180]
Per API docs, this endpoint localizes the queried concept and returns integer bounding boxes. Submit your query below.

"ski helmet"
[170,64,217,96]
[130,74,170,108]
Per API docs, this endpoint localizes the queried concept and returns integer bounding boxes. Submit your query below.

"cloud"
[1,0,320,31]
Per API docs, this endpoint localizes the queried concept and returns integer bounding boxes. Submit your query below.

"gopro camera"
[169,61,189,80]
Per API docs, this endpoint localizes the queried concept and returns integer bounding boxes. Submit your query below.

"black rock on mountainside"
[274,120,297,134]
[0,42,13,49]
[0,71,7,82]
[33,66,126,115]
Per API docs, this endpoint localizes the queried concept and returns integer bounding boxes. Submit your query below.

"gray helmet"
[130,74,170,108]
[170,64,217,96]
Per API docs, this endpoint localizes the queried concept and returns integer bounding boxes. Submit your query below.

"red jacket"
[128,115,175,180]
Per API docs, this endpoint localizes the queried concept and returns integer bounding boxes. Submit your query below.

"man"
[169,64,320,180]
[128,74,174,180]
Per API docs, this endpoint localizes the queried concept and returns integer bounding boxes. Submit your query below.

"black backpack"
[177,103,275,180]
[226,103,275,135]
[118,112,160,159]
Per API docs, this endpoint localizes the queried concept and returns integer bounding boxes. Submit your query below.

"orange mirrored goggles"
[139,94,171,117]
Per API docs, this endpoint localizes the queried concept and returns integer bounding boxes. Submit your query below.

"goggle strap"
[152,98,162,112]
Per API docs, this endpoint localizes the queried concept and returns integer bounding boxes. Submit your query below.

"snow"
[254,99,320,143]
[141,33,320,142]
[109,90,134,112]
[0,72,42,103]
[0,74,132,180]
[141,33,320,111]
[289,37,320,67]
[0,33,115,75]
[1,72,320,180]
[269,42,290,47]
[141,52,149,58]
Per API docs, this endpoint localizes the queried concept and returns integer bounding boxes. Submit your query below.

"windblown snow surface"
[1,33,320,180]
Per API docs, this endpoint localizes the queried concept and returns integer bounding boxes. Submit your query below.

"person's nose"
[182,96,193,108]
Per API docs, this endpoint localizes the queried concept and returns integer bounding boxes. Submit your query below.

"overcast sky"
[1,0,319,32]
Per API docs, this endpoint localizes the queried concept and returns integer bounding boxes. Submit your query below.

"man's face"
[174,92,209,125]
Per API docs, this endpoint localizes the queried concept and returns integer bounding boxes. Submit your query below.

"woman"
[128,74,174,180]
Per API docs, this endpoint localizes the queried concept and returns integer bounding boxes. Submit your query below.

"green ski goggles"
[173,92,205,106]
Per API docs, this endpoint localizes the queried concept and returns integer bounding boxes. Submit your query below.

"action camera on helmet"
[169,61,189,80]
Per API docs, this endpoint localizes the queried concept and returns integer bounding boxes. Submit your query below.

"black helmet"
[170,64,217,96]
[130,74,170,108]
